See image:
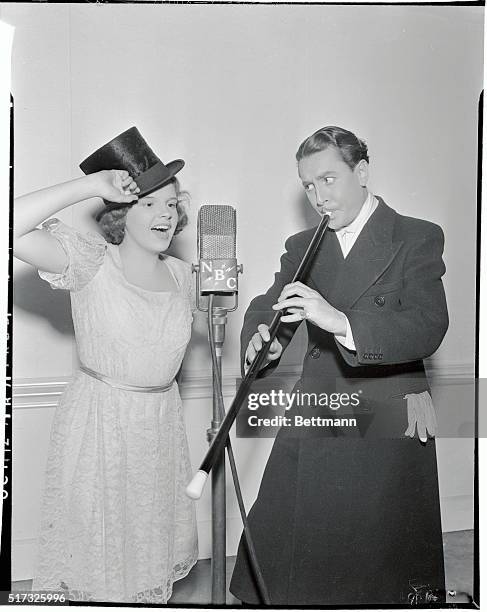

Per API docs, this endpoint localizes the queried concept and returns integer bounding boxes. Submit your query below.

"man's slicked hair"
[296,126,369,170]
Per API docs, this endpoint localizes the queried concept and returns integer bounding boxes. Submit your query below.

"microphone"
[194,205,242,311]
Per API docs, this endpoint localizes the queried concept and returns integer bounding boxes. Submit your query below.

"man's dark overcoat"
[230,198,449,606]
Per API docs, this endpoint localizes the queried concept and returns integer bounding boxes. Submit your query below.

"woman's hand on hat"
[94,170,140,204]
[272,281,347,336]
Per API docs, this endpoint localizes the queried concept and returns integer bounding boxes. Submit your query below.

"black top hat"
[80,127,185,213]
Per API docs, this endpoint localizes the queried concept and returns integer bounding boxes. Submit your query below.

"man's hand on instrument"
[272,281,347,335]
[244,323,283,373]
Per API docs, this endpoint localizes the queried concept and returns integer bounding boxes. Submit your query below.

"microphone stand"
[206,297,271,605]
[208,305,228,605]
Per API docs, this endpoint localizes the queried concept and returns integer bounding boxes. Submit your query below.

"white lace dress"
[31,219,198,603]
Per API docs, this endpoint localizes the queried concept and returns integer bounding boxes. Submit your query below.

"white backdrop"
[3,2,483,580]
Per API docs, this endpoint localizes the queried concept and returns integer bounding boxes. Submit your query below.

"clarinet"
[186,213,330,500]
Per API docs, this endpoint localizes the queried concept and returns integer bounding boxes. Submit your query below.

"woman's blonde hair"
[98,178,189,245]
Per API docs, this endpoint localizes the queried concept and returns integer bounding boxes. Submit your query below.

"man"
[229,126,448,606]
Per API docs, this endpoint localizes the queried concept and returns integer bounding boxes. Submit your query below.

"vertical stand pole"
[209,307,228,604]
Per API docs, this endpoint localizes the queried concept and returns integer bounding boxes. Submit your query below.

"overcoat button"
[374,295,386,307]
[310,347,321,359]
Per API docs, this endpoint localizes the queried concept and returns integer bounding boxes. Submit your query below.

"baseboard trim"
[12,372,238,409]
[12,537,38,582]
[440,494,474,534]
[12,359,475,410]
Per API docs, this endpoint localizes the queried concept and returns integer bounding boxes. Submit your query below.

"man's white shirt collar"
[335,191,378,257]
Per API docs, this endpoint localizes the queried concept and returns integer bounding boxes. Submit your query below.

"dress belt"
[79,364,175,394]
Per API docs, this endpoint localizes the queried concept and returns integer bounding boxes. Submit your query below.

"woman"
[14,128,198,603]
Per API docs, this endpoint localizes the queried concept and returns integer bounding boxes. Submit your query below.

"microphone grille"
[198,205,236,259]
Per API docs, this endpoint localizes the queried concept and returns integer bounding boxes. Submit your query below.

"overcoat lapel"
[309,198,404,309]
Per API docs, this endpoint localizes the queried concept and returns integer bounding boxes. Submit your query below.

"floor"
[12,530,475,606]
[442,530,475,604]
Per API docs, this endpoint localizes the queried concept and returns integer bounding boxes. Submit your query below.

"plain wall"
[6,3,483,378]
[4,2,482,580]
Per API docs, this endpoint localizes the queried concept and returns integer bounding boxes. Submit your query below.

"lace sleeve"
[188,267,197,314]
[38,218,107,291]
[166,256,196,312]
[183,261,197,313]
